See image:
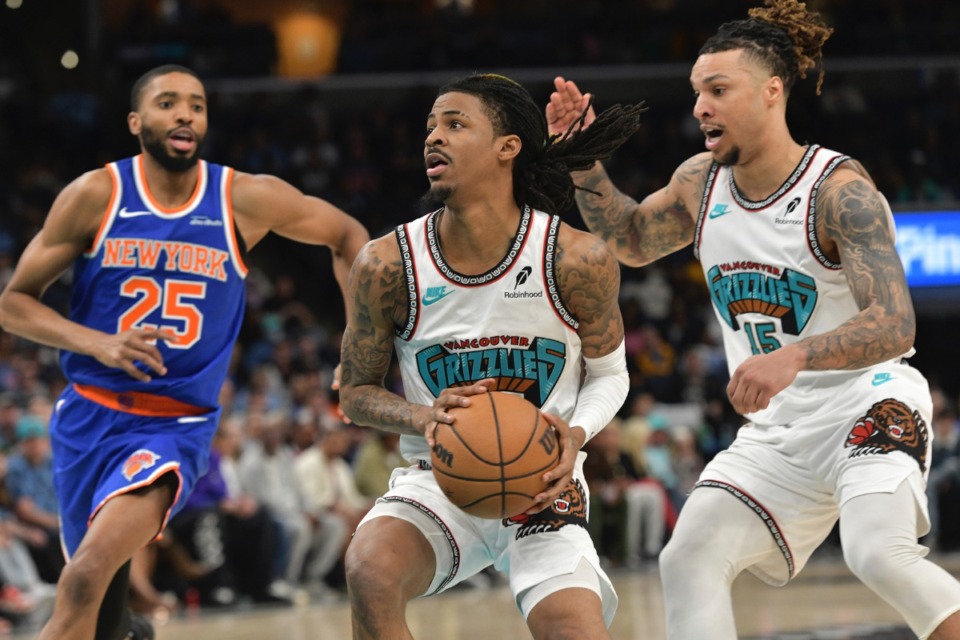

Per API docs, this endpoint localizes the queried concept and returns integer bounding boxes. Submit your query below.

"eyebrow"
[154,91,206,102]
[694,73,731,85]
[427,109,471,119]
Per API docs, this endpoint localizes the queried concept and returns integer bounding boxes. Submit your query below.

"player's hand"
[93,328,177,382]
[330,363,352,424]
[546,76,596,138]
[727,345,804,415]
[421,379,495,448]
[525,412,583,514]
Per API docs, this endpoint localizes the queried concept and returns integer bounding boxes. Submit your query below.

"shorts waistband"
[73,384,209,417]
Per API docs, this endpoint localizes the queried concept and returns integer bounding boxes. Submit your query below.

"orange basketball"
[430,391,560,519]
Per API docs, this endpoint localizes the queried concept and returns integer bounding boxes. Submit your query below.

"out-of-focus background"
[0,0,958,634]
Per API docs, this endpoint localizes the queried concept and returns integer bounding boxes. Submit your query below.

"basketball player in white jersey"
[545,0,960,638]
[338,74,645,639]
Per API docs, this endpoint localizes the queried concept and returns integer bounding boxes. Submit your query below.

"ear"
[765,76,785,106]
[498,134,521,162]
[128,112,141,136]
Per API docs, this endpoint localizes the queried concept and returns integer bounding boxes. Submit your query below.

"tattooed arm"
[725,168,914,415]
[338,237,436,437]
[555,225,625,360]
[546,76,701,267]
[801,169,915,368]
[572,156,704,268]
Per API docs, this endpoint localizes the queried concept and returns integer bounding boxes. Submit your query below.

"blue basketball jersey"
[61,155,247,409]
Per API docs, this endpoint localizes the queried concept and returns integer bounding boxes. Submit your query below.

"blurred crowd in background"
[0,0,958,633]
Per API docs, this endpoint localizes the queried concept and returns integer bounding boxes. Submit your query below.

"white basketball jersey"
[393,206,583,462]
[694,145,905,425]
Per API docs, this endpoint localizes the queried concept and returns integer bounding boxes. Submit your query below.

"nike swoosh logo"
[118,207,154,218]
[708,207,731,219]
[422,290,454,305]
[871,373,893,386]
[177,416,209,424]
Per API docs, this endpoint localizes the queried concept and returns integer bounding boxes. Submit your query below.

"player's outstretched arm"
[0,170,171,382]
[547,76,700,268]
[231,172,370,316]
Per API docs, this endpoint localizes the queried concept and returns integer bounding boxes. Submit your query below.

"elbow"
[0,294,13,334]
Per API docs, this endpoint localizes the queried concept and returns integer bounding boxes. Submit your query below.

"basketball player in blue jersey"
[338,74,645,639]
[545,1,960,638]
[0,65,369,640]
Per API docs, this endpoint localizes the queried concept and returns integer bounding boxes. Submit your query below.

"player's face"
[130,72,208,173]
[423,91,502,204]
[690,49,773,166]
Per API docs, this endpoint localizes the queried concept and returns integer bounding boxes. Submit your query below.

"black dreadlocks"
[437,73,646,215]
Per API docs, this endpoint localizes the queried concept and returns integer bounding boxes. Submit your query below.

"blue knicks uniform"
[52,155,247,557]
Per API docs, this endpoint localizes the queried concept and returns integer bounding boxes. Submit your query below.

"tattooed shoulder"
[350,235,408,327]
[673,153,713,205]
[554,225,623,353]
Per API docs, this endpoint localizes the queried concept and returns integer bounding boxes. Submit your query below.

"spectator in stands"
[352,431,408,500]
[925,388,960,551]
[294,422,370,596]
[4,416,62,585]
[236,410,320,589]
[582,420,667,569]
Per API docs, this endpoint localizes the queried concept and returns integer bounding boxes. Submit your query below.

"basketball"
[430,391,560,519]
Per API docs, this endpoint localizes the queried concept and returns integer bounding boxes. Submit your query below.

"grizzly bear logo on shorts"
[845,399,928,473]
[503,478,588,539]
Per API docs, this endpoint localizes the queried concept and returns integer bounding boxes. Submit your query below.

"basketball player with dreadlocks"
[546,1,960,638]
[338,73,644,639]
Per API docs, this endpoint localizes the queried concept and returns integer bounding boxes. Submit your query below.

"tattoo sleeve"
[556,229,625,357]
[572,159,700,267]
[800,177,916,370]
[339,243,426,436]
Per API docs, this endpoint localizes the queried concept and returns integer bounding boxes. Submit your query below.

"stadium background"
[0,0,958,630]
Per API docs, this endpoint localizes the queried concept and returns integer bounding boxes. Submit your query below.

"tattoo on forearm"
[340,250,423,435]
[802,178,915,370]
[573,160,698,265]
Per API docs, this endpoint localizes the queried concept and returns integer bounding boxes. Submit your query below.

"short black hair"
[130,64,204,111]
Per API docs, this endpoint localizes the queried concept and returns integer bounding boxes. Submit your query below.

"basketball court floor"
[115,550,960,640]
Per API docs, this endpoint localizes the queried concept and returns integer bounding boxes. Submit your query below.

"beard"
[140,127,204,173]
[420,183,451,208]
[716,145,740,167]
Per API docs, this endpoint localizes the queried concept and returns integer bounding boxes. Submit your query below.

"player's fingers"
[126,342,168,376]
[119,360,152,382]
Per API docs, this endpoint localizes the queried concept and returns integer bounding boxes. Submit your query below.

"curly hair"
[437,73,646,215]
[699,0,834,95]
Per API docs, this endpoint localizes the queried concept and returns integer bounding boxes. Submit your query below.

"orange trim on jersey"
[223,167,248,276]
[89,163,121,252]
[73,384,209,417]
[136,154,204,214]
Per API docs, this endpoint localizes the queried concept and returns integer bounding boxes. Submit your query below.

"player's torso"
[393,207,582,460]
[694,145,873,420]
[62,155,247,408]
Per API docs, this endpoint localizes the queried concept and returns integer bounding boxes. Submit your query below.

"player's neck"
[437,200,522,275]
[731,137,807,201]
[140,154,201,209]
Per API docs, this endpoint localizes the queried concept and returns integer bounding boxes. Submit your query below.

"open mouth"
[169,128,196,152]
[702,125,723,150]
[425,152,449,177]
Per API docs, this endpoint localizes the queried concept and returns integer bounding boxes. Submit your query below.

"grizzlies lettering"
[707,264,818,334]
[416,336,566,407]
